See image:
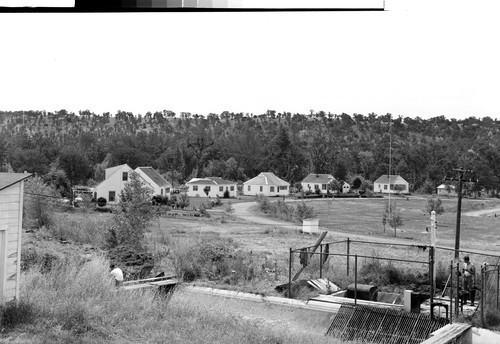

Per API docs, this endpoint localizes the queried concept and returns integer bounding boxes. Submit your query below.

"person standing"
[462,256,476,306]
[110,264,124,288]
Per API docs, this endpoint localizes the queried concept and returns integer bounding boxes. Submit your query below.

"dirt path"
[463,207,500,217]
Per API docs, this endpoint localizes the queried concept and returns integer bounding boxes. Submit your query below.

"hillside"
[1,110,499,196]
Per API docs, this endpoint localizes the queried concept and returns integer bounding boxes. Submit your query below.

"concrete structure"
[185,177,237,198]
[244,172,290,196]
[374,174,410,194]
[341,181,351,194]
[135,167,171,197]
[437,183,456,196]
[302,218,320,234]
[0,172,31,304]
[93,164,133,204]
[301,173,335,194]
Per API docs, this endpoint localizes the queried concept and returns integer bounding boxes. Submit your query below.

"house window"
[193,185,198,191]
[384,185,387,190]
[248,185,251,191]
[205,186,211,192]
[109,191,116,202]
[270,186,275,192]
[230,186,234,191]
[260,186,263,192]
[122,172,128,181]
[314,184,319,190]
[161,189,163,196]
[322,184,327,190]
[280,186,287,190]
[166,187,170,193]
[219,186,223,192]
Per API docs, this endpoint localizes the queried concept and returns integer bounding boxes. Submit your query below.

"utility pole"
[444,168,473,260]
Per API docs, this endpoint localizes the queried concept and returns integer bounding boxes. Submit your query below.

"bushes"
[255,194,314,222]
[0,300,37,330]
[97,197,107,207]
[295,201,314,221]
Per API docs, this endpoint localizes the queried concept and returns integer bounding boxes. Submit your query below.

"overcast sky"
[0,0,499,120]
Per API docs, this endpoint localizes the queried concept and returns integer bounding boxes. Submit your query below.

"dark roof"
[302,173,335,184]
[0,172,32,191]
[186,177,236,185]
[136,167,171,188]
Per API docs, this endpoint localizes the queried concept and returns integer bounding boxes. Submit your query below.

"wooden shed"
[0,172,31,305]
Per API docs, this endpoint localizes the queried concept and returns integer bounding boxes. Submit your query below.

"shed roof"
[136,167,171,188]
[374,174,408,184]
[301,173,335,184]
[186,177,236,185]
[244,172,289,186]
[0,172,32,191]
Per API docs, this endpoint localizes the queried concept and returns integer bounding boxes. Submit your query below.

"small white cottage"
[243,172,290,196]
[0,172,31,304]
[374,174,410,194]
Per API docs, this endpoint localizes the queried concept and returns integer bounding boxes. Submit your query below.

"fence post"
[319,244,323,279]
[288,247,292,299]
[450,261,453,324]
[481,266,485,327]
[429,247,434,320]
[354,254,358,306]
[497,265,499,311]
[347,238,350,276]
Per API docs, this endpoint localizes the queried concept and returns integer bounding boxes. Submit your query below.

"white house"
[374,174,410,194]
[300,173,336,194]
[0,172,31,304]
[93,164,133,204]
[437,184,456,196]
[185,177,237,198]
[135,167,171,197]
[342,181,351,194]
[243,172,290,196]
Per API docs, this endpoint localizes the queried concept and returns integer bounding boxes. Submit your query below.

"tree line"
[1,109,500,197]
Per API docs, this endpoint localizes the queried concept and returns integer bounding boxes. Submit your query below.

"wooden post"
[497,265,499,311]
[347,238,350,276]
[291,231,328,282]
[455,262,460,317]
[288,247,292,299]
[319,244,323,279]
[481,266,485,327]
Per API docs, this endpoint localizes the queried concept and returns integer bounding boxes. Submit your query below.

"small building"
[185,177,237,198]
[301,173,336,194]
[0,172,31,305]
[93,164,133,204]
[437,184,456,196]
[374,174,410,194]
[341,181,351,194]
[135,167,172,197]
[243,172,290,196]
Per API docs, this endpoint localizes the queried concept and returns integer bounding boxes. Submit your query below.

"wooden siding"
[0,182,22,304]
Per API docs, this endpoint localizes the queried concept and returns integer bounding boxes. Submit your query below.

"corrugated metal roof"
[374,174,407,184]
[243,172,289,186]
[0,172,32,191]
[301,173,335,184]
[136,167,171,188]
[326,304,448,344]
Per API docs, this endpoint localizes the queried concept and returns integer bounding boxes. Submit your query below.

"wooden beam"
[292,231,328,281]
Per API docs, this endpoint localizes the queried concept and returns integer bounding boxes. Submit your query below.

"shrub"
[0,300,37,330]
[223,189,230,198]
[295,201,314,221]
[176,193,190,209]
[97,197,107,207]
[23,176,60,230]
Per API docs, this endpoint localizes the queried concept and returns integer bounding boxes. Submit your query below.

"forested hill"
[1,109,500,196]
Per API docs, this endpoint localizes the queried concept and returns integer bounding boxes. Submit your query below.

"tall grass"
[6,254,345,343]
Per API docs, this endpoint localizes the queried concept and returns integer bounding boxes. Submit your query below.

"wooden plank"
[0,203,20,212]
[0,194,21,203]
[0,186,21,196]
[0,210,20,220]
[149,279,178,286]
[420,323,471,344]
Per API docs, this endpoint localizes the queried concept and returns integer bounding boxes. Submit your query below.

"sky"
[0,0,499,120]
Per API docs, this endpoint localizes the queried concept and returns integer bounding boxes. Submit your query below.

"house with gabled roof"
[0,172,31,305]
[243,172,290,196]
[93,164,133,204]
[301,173,336,194]
[374,174,409,194]
[437,183,456,196]
[135,167,171,197]
[185,177,237,198]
